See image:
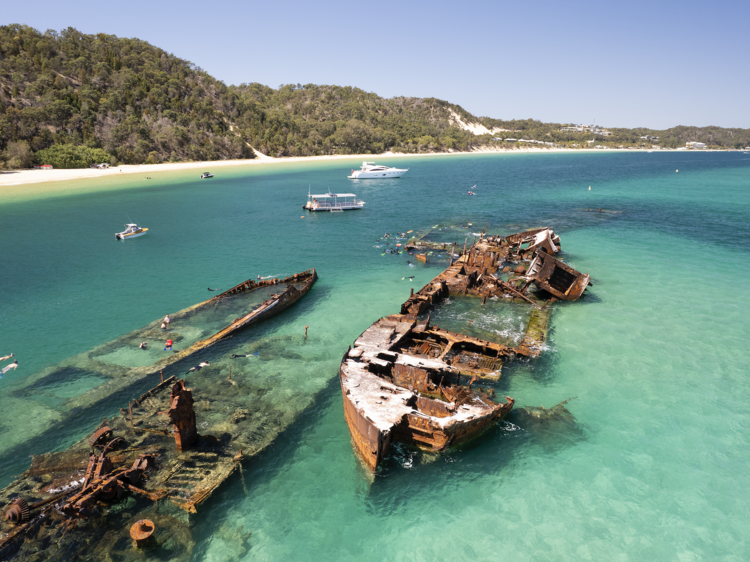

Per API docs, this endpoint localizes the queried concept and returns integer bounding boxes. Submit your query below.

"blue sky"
[4,0,748,129]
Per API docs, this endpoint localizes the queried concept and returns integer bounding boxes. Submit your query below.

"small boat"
[200,172,214,179]
[303,191,365,212]
[115,223,148,240]
[348,161,408,179]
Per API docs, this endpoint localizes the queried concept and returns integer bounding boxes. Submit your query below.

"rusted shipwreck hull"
[0,270,319,560]
[195,268,318,346]
[339,228,590,471]
[524,250,590,301]
[0,375,252,560]
[2,270,317,457]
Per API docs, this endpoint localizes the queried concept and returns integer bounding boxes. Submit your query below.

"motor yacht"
[347,161,408,179]
[115,223,149,240]
[200,172,214,179]
[303,191,365,212]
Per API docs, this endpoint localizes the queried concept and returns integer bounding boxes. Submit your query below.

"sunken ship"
[0,269,318,560]
[339,228,591,471]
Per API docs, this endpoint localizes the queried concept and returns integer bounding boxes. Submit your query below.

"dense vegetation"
[228,83,484,157]
[1,24,748,169]
[0,24,254,168]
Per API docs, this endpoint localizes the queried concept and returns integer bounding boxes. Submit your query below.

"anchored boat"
[303,191,365,212]
[200,172,214,179]
[348,161,408,179]
[115,223,148,240]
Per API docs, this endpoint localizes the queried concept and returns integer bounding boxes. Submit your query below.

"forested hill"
[1,24,748,169]
[0,24,488,167]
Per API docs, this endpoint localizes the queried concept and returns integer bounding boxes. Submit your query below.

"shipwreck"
[1,270,317,472]
[0,270,319,561]
[339,228,591,471]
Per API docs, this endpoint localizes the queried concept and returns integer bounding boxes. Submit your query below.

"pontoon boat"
[303,191,365,212]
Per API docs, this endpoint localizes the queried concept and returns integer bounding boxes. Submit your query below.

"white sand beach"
[0,145,678,196]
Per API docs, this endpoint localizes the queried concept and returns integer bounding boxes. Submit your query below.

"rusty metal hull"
[525,251,590,300]
[0,269,319,561]
[340,227,591,471]
[2,270,317,462]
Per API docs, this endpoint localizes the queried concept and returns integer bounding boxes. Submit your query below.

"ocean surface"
[1,151,749,561]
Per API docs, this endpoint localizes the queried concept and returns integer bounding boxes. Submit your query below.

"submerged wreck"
[1,270,317,466]
[339,228,591,471]
[1,375,254,560]
[0,270,319,561]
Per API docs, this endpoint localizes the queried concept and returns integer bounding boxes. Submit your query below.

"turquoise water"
[1,152,749,560]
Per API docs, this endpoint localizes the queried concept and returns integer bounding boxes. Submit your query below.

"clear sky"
[4,0,748,129]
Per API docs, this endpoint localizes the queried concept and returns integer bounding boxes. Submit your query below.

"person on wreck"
[139,341,148,349]
[164,339,173,351]
[164,314,171,326]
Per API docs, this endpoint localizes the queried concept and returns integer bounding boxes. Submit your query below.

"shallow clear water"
[1,152,749,560]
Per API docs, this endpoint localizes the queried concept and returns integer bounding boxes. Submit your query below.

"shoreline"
[0,146,728,195]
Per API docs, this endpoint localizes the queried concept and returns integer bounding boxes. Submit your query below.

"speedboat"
[116,223,148,240]
[348,161,408,179]
[200,172,214,179]
[303,191,365,212]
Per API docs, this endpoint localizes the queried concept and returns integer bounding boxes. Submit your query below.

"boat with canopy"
[303,191,365,212]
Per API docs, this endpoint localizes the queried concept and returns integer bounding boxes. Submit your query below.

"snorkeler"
[186,361,210,374]
[207,287,218,291]
[1,360,18,377]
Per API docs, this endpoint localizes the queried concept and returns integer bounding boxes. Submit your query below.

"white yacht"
[348,161,408,179]
[303,191,365,212]
[200,172,214,179]
[115,223,149,240]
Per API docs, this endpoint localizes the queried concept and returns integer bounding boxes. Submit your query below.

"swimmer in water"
[0,353,13,362]
[207,287,218,291]
[231,353,259,358]
[139,342,148,349]
[186,361,210,374]
[1,360,18,377]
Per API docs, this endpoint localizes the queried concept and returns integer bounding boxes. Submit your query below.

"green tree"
[2,140,34,168]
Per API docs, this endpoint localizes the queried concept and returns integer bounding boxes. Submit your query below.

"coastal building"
[504,138,517,142]
[34,164,53,170]
[686,142,706,149]
[561,124,611,136]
